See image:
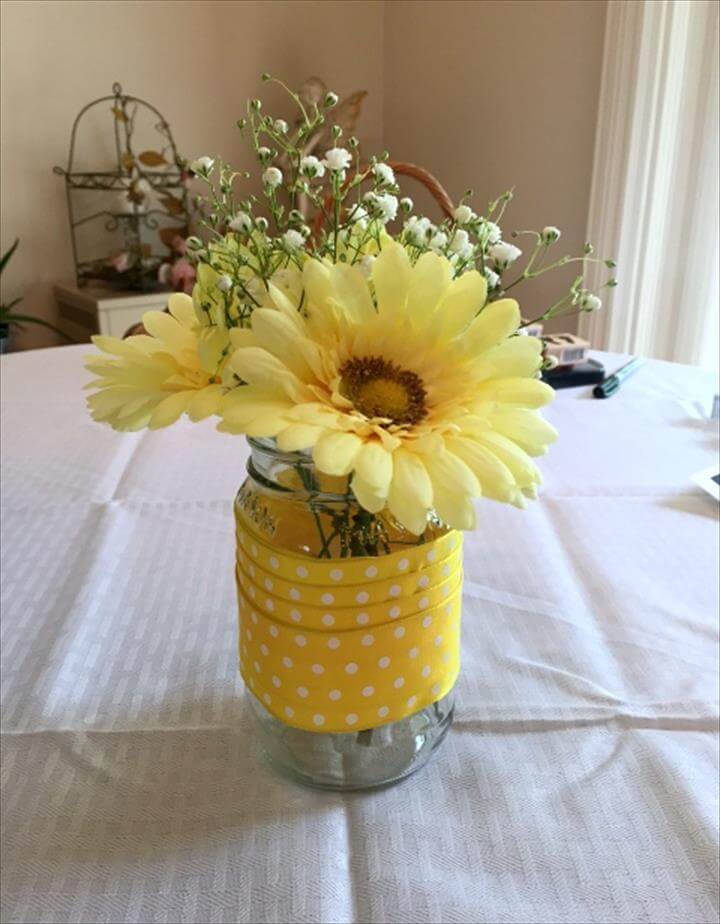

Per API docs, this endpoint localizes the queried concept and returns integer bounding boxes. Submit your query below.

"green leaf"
[0,238,19,276]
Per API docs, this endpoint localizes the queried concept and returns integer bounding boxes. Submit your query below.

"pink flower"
[169,258,196,294]
[109,252,131,273]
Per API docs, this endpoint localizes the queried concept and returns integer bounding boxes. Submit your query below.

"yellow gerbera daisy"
[85,293,243,431]
[218,241,557,533]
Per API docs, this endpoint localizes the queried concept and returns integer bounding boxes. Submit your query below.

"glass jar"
[235,437,458,791]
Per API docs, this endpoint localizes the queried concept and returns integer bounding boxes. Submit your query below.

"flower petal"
[372,241,411,318]
[186,384,224,421]
[464,299,520,355]
[148,390,194,429]
[352,441,393,496]
[275,423,326,452]
[489,409,558,456]
[312,430,363,476]
[230,347,311,402]
[445,436,516,503]
[434,270,487,340]
[351,473,388,514]
[483,335,543,377]
[422,448,480,529]
[408,251,452,321]
[473,377,555,409]
[167,293,196,327]
[387,449,433,535]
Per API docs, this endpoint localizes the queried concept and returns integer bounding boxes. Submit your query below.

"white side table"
[53,283,172,340]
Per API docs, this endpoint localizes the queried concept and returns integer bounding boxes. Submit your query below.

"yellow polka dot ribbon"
[236,520,463,733]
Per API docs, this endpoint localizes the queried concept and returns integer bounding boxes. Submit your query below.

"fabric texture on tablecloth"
[1,346,718,924]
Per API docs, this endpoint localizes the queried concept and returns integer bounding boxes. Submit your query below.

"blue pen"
[593,357,644,398]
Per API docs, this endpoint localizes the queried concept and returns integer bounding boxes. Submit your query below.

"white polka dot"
[296,566,309,578]
[290,609,302,622]
[445,603,453,616]
[356,591,369,604]
[321,592,335,605]
[378,705,389,718]
[356,612,369,625]
[409,647,419,659]
[272,675,281,688]
[389,605,401,619]
[393,626,405,639]
[442,652,451,663]
[260,643,269,657]
[407,695,418,709]
[389,584,402,597]
[397,558,409,571]
[253,661,261,673]
[282,656,294,668]
[251,543,258,556]
[418,575,430,588]
[365,565,378,578]
[269,556,280,569]
[330,568,344,581]
[345,662,358,675]
[421,665,431,678]
[329,689,342,701]
[361,634,375,647]
[442,563,451,577]
[313,714,326,726]
[422,615,433,629]
[434,635,443,647]
[431,682,441,696]
[346,713,358,726]
[321,613,335,627]
[245,629,252,641]
[426,549,437,562]
[361,685,375,697]
[289,588,301,601]
[251,611,258,624]
[378,656,391,668]
[249,586,256,599]
[295,635,307,647]
[265,599,274,612]
[419,596,430,609]
[297,686,309,698]
[449,535,458,549]
[284,706,295,718]
[311,663,325,675]
[393,677,405,689]
[327,637,341,650]
[269,625,279,638]
[249,565,256,578]
[264,578,274,591]
[263,693,272,705]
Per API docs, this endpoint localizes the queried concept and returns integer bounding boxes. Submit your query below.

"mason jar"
[235,437,461,791]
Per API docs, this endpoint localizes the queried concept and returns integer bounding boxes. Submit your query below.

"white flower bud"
[400,196,414,212]
[484,267,500,289]
[229,211,252,233]
[216,274,233,292]
[274,119,288,134]
[300,155,326,179]
[483,221,502,244]
[190,156,215,175]
[323,147,353,172]
[373,162,396,187]
[359,254,376,277]
[185,236,203,250]
[134,178,152,197]
[364,192,398,223]
[429,230,448,253]
[262,166,283,188]
[581,293,602,311]
[541,226,561,244]
[255,216,269,232]
[449,229,474,260]
[324,92,339,108]
[257,146,272,160]
[489,241,522,268]
[404,215,433,245]
[282,229,306,251]
[453,204,475,225]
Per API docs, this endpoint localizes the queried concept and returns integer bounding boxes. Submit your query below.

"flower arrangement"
[86,74,616,538]
[85,76,618,782]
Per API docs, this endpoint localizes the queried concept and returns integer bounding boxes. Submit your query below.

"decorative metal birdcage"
[54,82,191,291]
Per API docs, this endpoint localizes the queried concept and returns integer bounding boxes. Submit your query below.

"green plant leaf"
[0,238,19,275]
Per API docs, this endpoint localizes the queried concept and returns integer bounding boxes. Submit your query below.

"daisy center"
[339,356,427,425]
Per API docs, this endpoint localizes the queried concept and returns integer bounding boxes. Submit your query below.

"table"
[1,346,718,924]
[54,283,172,342]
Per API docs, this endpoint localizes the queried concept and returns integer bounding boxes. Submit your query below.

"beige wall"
[1,0,605,349]
[385,0,607,332]
[0,0,384,348]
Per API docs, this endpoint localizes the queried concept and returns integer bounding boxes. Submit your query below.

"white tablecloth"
[1,346,718,924]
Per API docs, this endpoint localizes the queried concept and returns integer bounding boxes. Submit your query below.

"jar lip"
[247,436,312,465]
[247,436,351,502]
